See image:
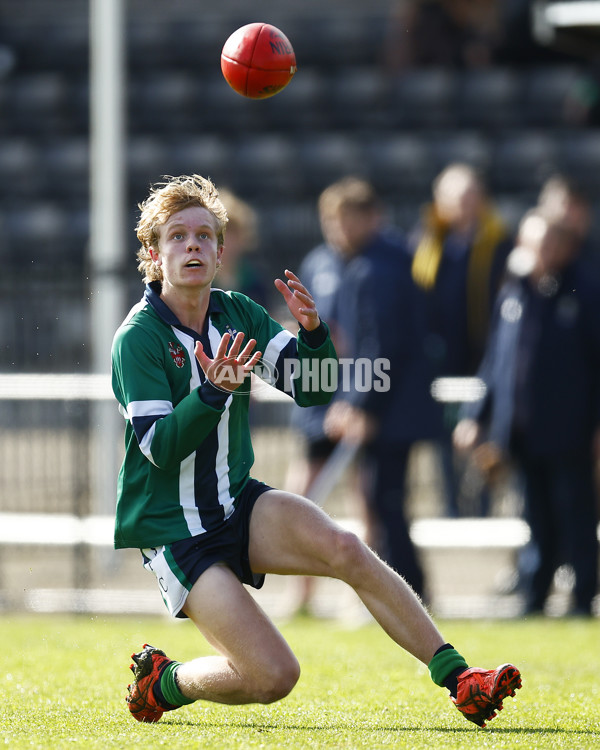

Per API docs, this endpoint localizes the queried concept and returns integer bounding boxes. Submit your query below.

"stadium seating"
[491,131,560,193]
[232,134,301,197]
[1,0,599,373]
[0,138,44,197]
[297,131,367,194]
[364,132,436,195]
[457,68,523,130]
[2,72,71,135]
[391,69,459,129]
[168,135,233,189]
[257,68,328,132]
[522,65,584,127]
[42,138,89,200]
[128,70,199,134]
[429,131,493,175]
[327,67,393,130]
[558,131,600,190]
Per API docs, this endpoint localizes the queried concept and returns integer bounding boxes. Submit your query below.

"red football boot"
[452,663,522,728]
[126,644,177,723]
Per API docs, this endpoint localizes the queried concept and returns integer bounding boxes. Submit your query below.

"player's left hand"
[274,269,321,331]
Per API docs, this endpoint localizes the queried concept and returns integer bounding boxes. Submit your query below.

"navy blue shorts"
[141,478,271,618]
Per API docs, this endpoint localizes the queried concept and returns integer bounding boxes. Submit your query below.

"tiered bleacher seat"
[201,75,265,134]
[297,132,366,194]
[127,136,174,200]
[128,70,199,135]
[522,66,583,127]
[42,137,89,200]
[429,131,492,177]
[558,131,600,190]
[4,203,68,267]
[1,0,600,376]
[20,21,88,71]
[491,131,560,193]
[257,68,328,132]
[0,138,43,197]
[257,200,322,271]
[168,135,233,188]
[232,134,301,197]
[391,69,458,129]
[364,133,435,195]
[327,67,393,130]
[291,13,385,68]
[457,68,523,130]
[3,72,70,135]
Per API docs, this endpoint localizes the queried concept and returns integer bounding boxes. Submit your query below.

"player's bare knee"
[253,655,300,703]
[328,527,366,582]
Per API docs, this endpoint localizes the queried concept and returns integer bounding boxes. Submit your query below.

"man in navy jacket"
[292,177,443,601]
[454,209,600,615]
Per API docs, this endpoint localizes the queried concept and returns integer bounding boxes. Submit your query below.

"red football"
[221,23,297,99]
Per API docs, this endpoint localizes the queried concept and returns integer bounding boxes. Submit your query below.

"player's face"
[152,206,223,291]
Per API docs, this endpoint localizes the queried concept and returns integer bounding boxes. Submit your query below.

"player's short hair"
[318,176,380,221]
[136,174,229,283]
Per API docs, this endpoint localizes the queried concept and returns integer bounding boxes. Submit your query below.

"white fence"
[1,373,596,618]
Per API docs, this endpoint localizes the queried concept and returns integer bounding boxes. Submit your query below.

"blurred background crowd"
[1,0,599,617]
[2,0,600,370]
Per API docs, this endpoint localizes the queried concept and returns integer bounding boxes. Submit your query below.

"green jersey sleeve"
[112,322,230,471]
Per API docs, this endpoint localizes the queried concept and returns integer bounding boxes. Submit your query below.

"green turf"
[1,613,599,748]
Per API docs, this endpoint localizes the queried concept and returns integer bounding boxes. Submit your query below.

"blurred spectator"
[383,0,503,72]
[537,174,594,255]
[562,68,600,126]
[454,209,600,616]
[289,176,442,607]
[214,188,272,311]
[383,1,583,72]
[407,163,512,515]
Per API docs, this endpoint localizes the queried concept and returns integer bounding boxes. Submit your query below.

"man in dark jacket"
[454,209,600,615]
[292,177,443,601]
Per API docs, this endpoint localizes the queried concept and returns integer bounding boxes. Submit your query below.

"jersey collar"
[144,281,225,338]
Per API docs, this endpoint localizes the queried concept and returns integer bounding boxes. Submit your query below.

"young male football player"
[111,174,522,728]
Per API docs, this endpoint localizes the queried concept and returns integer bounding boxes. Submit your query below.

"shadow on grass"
[160,718,599,737]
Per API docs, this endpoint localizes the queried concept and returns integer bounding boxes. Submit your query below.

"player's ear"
[149,246,161,265]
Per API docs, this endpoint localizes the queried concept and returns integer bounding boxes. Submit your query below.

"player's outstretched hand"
[195,332,262,392]
[274,269,321,331]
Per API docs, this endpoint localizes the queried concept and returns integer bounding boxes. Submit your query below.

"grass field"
[1,612,599,749]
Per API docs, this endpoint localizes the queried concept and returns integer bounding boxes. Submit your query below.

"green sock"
[159,661,195,707]
[428,644,469,688]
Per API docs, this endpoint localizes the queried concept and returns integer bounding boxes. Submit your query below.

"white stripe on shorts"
[141,546,190,617]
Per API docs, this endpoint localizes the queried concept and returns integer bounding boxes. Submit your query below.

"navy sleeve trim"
[198,380,230,409]
[299,321,328,349]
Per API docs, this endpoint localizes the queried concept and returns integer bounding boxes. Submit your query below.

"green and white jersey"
[111,282,336,549]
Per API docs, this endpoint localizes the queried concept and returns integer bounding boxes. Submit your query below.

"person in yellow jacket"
[408,163,512,516]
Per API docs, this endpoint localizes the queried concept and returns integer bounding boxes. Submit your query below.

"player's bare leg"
[127,490,521,725]
[176,563,300,704]
[249,490,445,664]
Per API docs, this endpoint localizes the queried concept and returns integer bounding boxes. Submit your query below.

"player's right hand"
[195,332,262,392]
